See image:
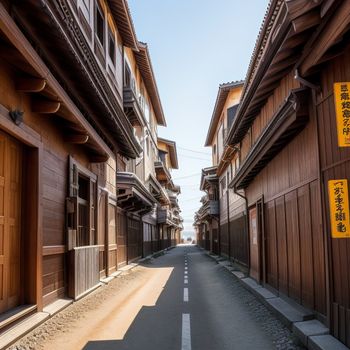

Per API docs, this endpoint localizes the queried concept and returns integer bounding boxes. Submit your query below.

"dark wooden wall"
[264,180,325,313]
[317,44,350,345]
[127,216,142,262]
[220,222,229,257]
[117,208,127,267]
[241,70,326,317]
[229,214,248,266]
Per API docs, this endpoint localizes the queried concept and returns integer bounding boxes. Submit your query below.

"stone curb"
[204,250,350,350]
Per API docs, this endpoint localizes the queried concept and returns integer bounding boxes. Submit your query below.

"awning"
[117,172,156,215]
[230,88,309,190]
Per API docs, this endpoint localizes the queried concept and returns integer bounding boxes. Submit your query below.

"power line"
[173,172,201,180]
[180,196,203,202]
[178,153,211,161]
[178,146,211,155]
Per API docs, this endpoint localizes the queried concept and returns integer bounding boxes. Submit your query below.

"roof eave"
[134,42,167,127]
[204,81,244,147]
[107,0,139,51]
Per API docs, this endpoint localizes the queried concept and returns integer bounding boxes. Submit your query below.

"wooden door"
[0,132,22,313]
[108,199,117,274]
[257,199,266,285]
[97,190,107,278]
[249,206,259,282]
[117,208,127,267]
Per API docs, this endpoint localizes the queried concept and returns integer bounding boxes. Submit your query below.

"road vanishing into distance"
[11,246,303,350]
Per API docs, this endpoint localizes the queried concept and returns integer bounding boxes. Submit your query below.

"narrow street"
[11,246,303,350]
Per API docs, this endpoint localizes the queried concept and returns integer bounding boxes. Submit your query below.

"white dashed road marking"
[183,288,189,302]
[181,313,191,350]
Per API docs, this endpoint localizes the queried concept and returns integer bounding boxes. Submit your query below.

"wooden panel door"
[249,207,259,282]
[0,132,22,313]
[108,200,117,274]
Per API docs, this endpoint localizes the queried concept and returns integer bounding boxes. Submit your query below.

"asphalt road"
[82,245,297,350]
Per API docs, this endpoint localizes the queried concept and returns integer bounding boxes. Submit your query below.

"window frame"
[95,1,105,48]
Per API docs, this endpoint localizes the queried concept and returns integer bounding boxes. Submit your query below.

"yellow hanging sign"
[328,179,350,238]
[334,82,350,147]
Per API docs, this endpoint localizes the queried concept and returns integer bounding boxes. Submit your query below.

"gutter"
[226,6,290,147]
[232,185,250,271]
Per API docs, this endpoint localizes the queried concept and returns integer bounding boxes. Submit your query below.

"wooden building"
[196,81,248,265]
[117,42,183,258]
[0,0,182,337]
[156,137,182,249]
[195,166,219,254]
[222,0,350,346]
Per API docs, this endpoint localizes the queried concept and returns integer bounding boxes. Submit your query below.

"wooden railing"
[68,245,100,300]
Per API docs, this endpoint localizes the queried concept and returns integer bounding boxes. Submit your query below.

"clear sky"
[128,0,269,237]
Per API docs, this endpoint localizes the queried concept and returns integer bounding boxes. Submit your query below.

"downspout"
[233,185,250,270]
[295,68,332,326]
[226,189,231,261]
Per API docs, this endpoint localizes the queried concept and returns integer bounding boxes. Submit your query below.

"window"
[146,137,149,156]
[235,156,240,172]
[108,30,115,64]
[159,150,167,163]
[68,157,97,248]
[124,63,131,87]
[95,3,104,46]
[82,0,90,13]
[217,123,224,160]
[220,176,227,196]
[227,105,239,130]
[145,101,150,124]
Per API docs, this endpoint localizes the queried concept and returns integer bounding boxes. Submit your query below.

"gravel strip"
[7,267,144,350]
[218,264,305,350]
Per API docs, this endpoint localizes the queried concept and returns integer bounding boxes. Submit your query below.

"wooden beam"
[292,9,321,34]
[64,134,89,144]
[32,99,60,114]
[286,0,321,21]
[0,4,113,158]
[89,154,109,163]
[301,0,350,75]
[16,77,46,92]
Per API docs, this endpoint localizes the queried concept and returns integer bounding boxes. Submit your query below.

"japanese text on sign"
[328,179,350,238]
[334,82,350,147]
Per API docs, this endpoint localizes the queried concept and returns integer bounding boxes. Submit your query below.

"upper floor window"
[108,30,115,64]
[227,104,239,130]
[159,150,167,164]
[82,0,90,13]
[146,138,150,157]
[124,63,131,87]
[220,176,226,196]
[217,123,223,160]
[145,101,150,124]
[235,156,240,172]
[95,3,104,46]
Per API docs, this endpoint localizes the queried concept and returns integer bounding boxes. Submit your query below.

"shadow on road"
[82,245,197,350]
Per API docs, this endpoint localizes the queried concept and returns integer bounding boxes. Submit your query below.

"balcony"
[117,172,156,215]
[231,88,309,190]
[157,208,174,225]
[155,160,172,183]
[208,200,219,215]
[123,86,146,127]
[197,197,219,220]
[147,174,170,205]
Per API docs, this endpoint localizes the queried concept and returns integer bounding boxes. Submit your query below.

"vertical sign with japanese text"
[334,82,350,147]
[328,179,350,238]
